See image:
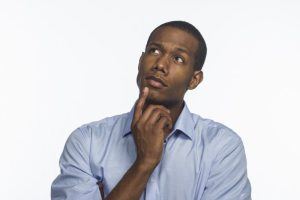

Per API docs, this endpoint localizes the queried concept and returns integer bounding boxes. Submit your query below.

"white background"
[1,0,299,199]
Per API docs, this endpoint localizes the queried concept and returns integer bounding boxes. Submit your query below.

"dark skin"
[104,26,203,200]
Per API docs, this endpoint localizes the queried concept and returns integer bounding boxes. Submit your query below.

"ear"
[188,70,203,90]
[138,52,145,71]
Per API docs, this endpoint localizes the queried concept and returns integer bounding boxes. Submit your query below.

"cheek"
[138,59,151,74]
[167,78,190,98]
[137,58,154,84]
[142,55,159,69]
[136,67,148,89]
[169,71,191,91]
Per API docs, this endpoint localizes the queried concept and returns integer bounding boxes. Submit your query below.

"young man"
[51,21,251,200]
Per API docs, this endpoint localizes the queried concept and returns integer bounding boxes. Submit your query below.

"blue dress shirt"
[51,103,251,200]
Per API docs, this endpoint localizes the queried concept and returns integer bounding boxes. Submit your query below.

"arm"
[52,87,171,200]
[51,128,101,200]
[201,135,251,200]
[105,87,172,200]
[103,160,154,200]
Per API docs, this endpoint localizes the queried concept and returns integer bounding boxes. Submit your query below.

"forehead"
[148,26,198,56]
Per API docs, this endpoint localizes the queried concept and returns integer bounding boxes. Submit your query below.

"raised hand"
[131,87,173,170]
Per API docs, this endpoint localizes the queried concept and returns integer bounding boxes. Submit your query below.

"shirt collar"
[122,101,195,141]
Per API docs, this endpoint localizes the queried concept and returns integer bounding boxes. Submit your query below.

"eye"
[174,55,184,63]
[148,48,160,55]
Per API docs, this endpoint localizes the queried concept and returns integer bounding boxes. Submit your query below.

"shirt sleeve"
[51,127,102,200]
[201,133,251,200]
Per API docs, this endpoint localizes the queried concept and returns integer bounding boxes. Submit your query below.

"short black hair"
[146,21,207,71]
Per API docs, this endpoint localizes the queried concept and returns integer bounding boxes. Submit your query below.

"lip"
[145,75,167,88]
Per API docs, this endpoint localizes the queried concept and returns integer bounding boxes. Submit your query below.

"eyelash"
[148,48,160,54]
[174,55,184,63]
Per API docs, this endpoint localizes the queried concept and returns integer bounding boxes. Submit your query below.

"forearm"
[105,160,155,200]
[104,88,169,200]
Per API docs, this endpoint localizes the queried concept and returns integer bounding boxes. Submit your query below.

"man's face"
[137,26,203,107]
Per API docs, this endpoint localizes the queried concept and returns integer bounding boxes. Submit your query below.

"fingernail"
[144,87,149,94]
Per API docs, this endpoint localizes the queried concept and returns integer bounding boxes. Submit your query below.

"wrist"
[134,159,158,173]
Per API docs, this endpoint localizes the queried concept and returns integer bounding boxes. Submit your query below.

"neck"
[166,100,185,129]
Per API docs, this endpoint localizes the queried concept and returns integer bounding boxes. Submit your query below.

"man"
[51,21,251,200]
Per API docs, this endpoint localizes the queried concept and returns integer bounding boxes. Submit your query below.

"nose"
[152,54,169,74]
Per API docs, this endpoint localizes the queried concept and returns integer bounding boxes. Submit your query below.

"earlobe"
[188,71,203,90]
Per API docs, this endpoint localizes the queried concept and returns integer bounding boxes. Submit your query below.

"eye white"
[175,56,183,63]
[153,49,160,55]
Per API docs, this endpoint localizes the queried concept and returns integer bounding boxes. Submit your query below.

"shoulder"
[191,113,243,154]
[68,112,130,143]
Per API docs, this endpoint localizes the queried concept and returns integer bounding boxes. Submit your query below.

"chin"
[146,97,164,106]
[146,93,178,108]
[146,90,164,104]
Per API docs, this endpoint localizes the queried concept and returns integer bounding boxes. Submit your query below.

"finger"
[139,105,170,124]
[132,87,149,125]
[146,108,172,126]
[156,116,172,132]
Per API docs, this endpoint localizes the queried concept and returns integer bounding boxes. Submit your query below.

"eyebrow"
[148,42,191,56]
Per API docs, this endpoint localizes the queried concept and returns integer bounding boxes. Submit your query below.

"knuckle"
[151,107,157,112]
[157,105,165,109]
[155,107,165,114]
[159,107,170,114]
[158,105,167,110]
[148,105,155,110]
[153,108,161,114]
[161,116,168,121]
[161,113,169,119]
[144,124,151,132]
[135,123,142,131]
[154,105,164,111]
[135,100,142,107]
[135,104,141,110]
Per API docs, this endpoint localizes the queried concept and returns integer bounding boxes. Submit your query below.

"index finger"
[132,87,149,125]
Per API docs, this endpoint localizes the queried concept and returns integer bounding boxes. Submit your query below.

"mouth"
[145,75,167,89]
